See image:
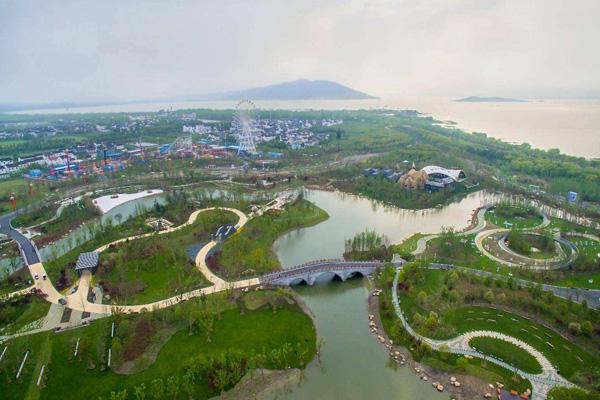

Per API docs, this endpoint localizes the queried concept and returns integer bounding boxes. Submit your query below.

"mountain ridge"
[192,79,377,101]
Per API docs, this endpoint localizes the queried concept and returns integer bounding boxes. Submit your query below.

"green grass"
[218,199,328,277]
[396,267,596,381]
[469,337,542,374]
[99,209,238,305]
[445,306,593,379]
[568,236,600,259]
[0,300,316,400]
[485,208,543,229]
[0,295,50,334]
[391,233,426,255]
[377,276,531,393]
[421,354,532,393]
[555,273,600,290]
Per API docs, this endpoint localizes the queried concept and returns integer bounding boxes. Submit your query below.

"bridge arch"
[346,270,365,280]
[289,277,309,286]
[313,271,345,284]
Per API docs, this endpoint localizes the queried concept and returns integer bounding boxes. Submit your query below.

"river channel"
[268,189,501,399]
[2,187,500,398]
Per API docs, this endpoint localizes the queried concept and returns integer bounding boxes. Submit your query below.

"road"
[0,212,40,265]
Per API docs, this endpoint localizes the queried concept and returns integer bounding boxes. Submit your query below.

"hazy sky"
[2,0,600,103]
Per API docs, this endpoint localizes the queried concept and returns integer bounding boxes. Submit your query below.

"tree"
[335,128,343,152]
[150,379,165,400]
[133,384,147,400]
[568,322,582,336]
[483,290,494,303]
[581,321,593,337]
[181,369,196,399]
[425,311,439,330]
[166,376,180,399]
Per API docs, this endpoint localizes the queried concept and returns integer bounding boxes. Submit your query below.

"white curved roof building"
[422,165,466,182]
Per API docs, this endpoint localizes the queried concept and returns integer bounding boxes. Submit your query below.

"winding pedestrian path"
[390,266,574,399]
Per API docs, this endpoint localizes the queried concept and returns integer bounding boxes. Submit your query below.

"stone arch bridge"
[260,259,386,286]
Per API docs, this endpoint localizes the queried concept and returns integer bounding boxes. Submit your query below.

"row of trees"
[101,343,309,400]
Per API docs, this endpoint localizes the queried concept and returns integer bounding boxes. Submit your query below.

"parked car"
[42,274,47,280]
[34,273,39,280]
[58,297,67,305]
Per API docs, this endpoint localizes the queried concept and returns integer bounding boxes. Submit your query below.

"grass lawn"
[0,178,52,215]
[469,337,542,374]
[391,233,426,255]
[548,218,599,235]
[555,273,600,290]
[396,268,596,381]
[12,204,59,228]
[377,280,531,392]
[0,295,50,334]
[0,298,316,400]
[485,209,543,229]
[217,199,328,278]
[421,234,507,274]
[568,236,600,259]
[445,306,593,379]
[98,209,238,305]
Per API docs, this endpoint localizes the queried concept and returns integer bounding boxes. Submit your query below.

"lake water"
[269,189,499,399]
[15,96,600,159]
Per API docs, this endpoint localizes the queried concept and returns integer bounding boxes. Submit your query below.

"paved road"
[0,212,40,265]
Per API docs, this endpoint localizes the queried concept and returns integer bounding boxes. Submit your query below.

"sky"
[1,0,600,103]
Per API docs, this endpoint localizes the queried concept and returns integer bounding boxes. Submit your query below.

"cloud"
[1,0,599,103]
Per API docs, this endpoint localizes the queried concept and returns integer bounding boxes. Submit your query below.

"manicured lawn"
[378,278,532,393]
[392,233,426,254]
[0,299,316,400]
[217,199,328,278]
[469,337,542,374]
[0,295,50,334]
[445,306,593,379]
[568,236,600,259]
[485,206,543,229]
[396,267,596,381]
[99,209,237,305]
[421,234,507,274]
[555,273,600,290]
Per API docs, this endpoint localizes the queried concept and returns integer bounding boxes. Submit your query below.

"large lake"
[13,96,600,159]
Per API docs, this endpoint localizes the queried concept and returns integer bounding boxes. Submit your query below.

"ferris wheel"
[232,99,259,154]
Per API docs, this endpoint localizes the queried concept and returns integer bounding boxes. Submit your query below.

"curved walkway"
[0,206,257,321]
[411,205,492,256]
[391,266,574,399]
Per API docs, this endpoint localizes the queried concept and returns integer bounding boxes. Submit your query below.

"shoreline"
[367,289,502,399]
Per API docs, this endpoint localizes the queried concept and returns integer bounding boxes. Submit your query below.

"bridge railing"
[261,260,384,282]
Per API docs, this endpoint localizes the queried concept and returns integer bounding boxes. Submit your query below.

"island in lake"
[454,96,527,103]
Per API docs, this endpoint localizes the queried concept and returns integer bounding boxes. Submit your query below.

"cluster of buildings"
[249,118,342,149]
[182,117,342,150]
[363,163,467,191]
[0,142,152,180]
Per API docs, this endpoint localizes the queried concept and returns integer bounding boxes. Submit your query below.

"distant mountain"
[194,79,377,101]
[0,79,376,113]
[454,96,526,103]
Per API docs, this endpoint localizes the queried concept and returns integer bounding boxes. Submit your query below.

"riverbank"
[209,368,303,400]
[367,291,507,399]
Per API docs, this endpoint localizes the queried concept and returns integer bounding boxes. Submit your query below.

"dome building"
[398,163,428,189]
